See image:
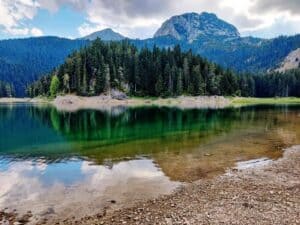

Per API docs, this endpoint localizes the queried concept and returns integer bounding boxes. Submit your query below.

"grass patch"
[230,97,300,106]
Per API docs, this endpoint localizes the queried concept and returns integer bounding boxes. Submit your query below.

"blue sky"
[30,7,86,38]
[0,4,86,39]
[0,0,300,40]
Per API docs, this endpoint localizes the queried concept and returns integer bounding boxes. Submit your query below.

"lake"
[0,104,300,221]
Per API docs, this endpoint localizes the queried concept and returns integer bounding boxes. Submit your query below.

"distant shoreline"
[51,95,232,111]
[1,96,300,111]
[0,95,231,111]
[0,97,48,104]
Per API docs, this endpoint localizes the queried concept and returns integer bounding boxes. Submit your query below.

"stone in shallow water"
[235,158,272,170]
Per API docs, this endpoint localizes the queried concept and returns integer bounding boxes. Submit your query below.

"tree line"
[27,38,300,98]
[0,37,87,96]
[0,81,15,97]
[253,69,300,97]
[27,39,241,97]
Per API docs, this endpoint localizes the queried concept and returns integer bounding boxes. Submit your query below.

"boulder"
[111,89,128,100]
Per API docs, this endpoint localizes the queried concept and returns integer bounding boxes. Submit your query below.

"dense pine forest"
[0,81,15,97]
[0,37,87,96]
[254,69,300,97]
[1,12,300,98]
[27,39,243,97]
[27,39,300,98]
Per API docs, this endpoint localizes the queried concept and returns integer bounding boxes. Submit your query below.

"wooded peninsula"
[26,39,300,99]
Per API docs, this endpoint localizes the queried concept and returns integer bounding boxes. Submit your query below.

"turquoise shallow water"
[0,104,300,219]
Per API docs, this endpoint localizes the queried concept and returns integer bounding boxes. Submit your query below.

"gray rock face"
[111,89,128,100]
[82,28,126,41]
[154,12,240,42]
[275,48,300,73]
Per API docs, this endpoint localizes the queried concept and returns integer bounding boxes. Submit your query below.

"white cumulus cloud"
[75,0,300,38]
[0,0,43,37]
[1,0,300,39]
[30,27,44,36]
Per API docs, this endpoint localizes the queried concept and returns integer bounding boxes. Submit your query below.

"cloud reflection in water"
[0,158,179,220]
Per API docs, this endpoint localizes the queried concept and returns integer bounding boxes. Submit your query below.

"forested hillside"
[132,35,300,74]
[149,13,300,73]
[27,39,242,97]
[2,13,300,97]
[254,69,300,97]
[0,37,87,96]
[0,81,15,97]
[28,39,300,98]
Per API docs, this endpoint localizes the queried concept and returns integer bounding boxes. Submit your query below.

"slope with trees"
[2,13,300,97]
[28,38,300,99]
[0,37,87,96]
[27,39,241,97]
[253,69,300,97]
[0,80,15,97]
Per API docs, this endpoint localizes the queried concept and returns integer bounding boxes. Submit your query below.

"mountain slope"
[191,34,300,73]
[81,28,126,41]
[151,13,300,73]
[28,39,242,97]
[0,37,87,96]
[131,33,300,73]
[275,48,300,72]
[1,12,300,96]
[28,39,300,99]
[154,12,240,42]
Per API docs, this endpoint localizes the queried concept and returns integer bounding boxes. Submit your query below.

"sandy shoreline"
[1,145,299,224]
[2,96,300,111]
[0,95,231,111]
[63,145,300,225]
[0,97,48,104]
[53,95,232,111]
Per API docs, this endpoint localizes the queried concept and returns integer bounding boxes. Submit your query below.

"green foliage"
[0,81,15,97]
[231,97,300,106]
[0,37,87,96]
[253,69,300,97]
[29,39,241,97]
[132,34,300,73]
[2,33,300,97]
[28,38,300,98]
[155,73,163,96]
[50,75,60,97]
[219,70,239,96]
[63,73,70,94]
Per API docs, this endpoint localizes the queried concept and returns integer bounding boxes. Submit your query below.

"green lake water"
[0,104,300,220]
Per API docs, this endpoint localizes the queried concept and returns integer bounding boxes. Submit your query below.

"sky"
[0,0,300,40]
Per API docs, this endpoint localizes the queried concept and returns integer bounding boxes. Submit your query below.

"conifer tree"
[50,75,60,97]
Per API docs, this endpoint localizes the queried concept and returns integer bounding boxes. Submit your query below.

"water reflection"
[0,158,178,221]
[2,104,298,162]
[1,104,300,221]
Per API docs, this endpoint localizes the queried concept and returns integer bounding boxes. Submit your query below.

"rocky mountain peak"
[81,28,126,41]
[154,12,240,42]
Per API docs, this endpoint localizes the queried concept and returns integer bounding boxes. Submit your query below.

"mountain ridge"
[154,12,240,42]
[0,36,87,96]
[81,28,126,41]
[1,12,300,96]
